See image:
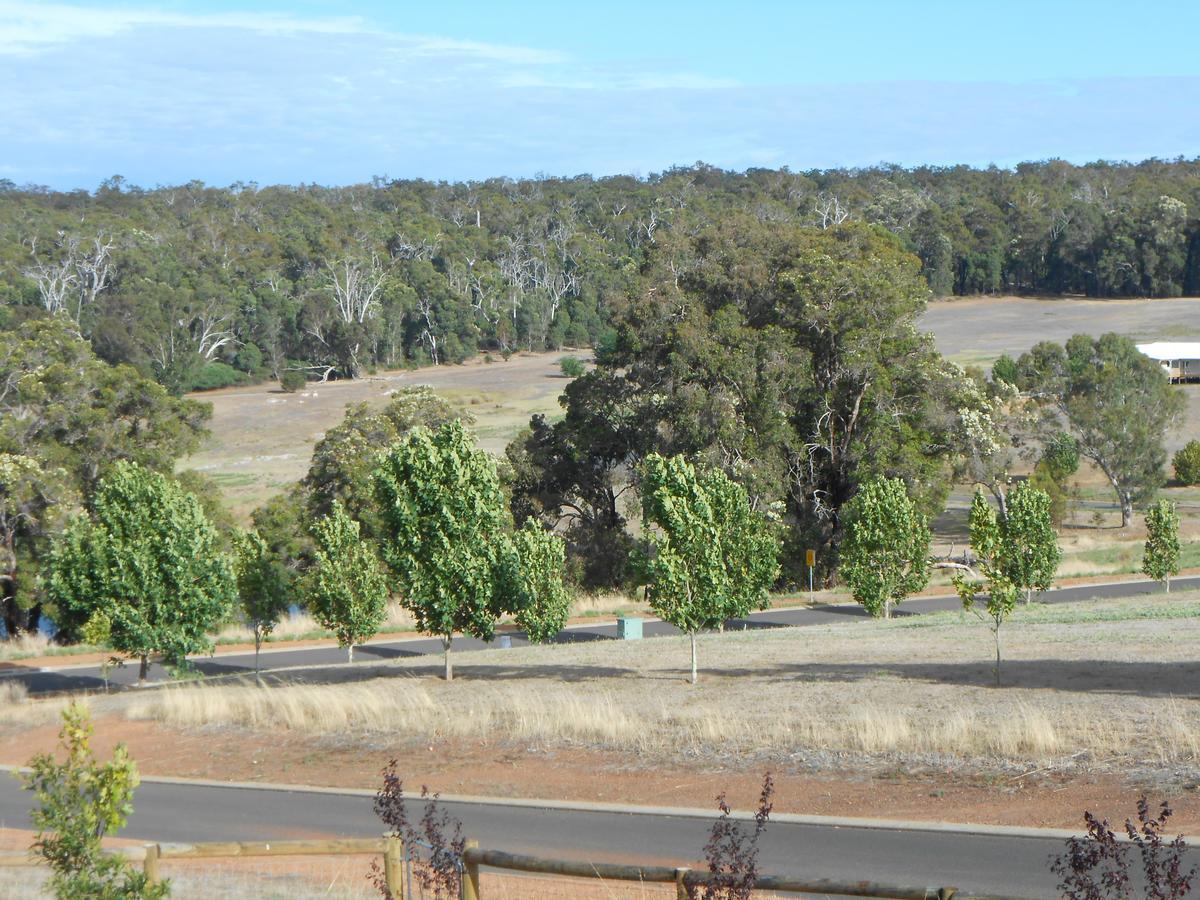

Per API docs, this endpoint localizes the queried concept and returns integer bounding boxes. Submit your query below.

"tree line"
[3,157,1200,394]
[0,216,1188,685]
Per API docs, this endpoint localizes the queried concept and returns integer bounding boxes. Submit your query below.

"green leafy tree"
[0,318,210,498]
[1174,440,1200,486]
[1041,432,1080,481]
[637,453,779,684]
[303,387,464,535]
[374,421,521,681]
[45,461,236,682]
[1028,431,1081,526]
[558,356,585,378]
[1016,333,1186,526]
[954,490,1022,686]
[1143,499,1181,592]
[840,476,931,619]
[21,703,169,899]
[0,319,210,634]
[305,502,389,662]
[233,529,292,674]
[991,354,1019,385]
[510,520,572,644]
[279,370,306,393]
[1002,481,1061,603]
[0,454,74,637]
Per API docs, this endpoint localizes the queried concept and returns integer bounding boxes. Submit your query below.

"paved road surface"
[0,775,1151,897]
[7,575,1196,696]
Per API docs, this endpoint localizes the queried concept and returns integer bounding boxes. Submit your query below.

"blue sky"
[2,1,1199,189]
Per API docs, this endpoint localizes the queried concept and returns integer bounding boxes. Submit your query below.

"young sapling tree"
[638,453,779,684]
[305,502,389,662]
[955,489,1022,686]
[1002,480,1060,603]
[510,520,572,644]
[1143,498,1181,592]
[840,476,930,620]
[234,528,292,674]
[22,704,169,899]
[685,773,775,900]
[374,421,517,680]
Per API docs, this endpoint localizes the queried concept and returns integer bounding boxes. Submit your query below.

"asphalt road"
[7,574,1195,696]
[0,775,1155,897]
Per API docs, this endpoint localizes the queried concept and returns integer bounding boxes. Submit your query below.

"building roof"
[1136,342,1200,361]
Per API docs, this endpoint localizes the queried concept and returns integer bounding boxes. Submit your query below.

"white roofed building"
[1136,342,1200,382]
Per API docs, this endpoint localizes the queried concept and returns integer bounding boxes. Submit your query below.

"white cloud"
[0,2,564,66]
[0,2,367,55]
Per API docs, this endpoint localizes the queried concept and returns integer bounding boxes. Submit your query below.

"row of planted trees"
[43,422,574,683]
[839,474,1185,685]
[42,426,1185,691]
[37,414,786,685]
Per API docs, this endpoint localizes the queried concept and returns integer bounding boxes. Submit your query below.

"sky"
[2,0,1199,189]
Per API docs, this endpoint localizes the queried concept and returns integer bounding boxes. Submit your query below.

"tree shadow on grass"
[254,660,641,687]
[760,658,1200,698]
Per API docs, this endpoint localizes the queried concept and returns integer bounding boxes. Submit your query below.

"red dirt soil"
[3,716,1197,835]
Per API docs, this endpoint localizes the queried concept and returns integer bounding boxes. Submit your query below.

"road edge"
[3,764,1171,843]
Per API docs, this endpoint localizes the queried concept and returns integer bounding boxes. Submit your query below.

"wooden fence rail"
[0,837,1037,900]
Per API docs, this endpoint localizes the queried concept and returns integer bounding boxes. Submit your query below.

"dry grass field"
[921,295,1200,370]
[0,847,747,900]
[61,592,1200,776]
[9,596,1195,774]
[181,351,576,519]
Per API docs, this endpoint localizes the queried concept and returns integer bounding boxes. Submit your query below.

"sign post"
[805,548,816,599]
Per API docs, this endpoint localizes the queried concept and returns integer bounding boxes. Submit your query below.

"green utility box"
[617,616,643,640]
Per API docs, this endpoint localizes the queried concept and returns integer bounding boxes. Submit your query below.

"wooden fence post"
[142,843,160,885]
[462,840,481,900]
[383,835,403,899]
[674,866,689,900]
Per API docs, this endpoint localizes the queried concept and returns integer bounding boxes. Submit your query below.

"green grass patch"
[1062,542,1200,574]
[890,596,1200,630]
[208,472,260,487]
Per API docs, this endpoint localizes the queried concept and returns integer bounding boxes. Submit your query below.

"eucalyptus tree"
[1016,333,1185,527]
[0,454,74,637]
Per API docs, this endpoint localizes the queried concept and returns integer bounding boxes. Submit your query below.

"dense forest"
[2,157,1199,394]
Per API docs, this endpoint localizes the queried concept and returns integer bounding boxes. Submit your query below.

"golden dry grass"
[0,681,74,728]
[126,593,1200,769]
[121,678,1136,760]
[213,602,417,645]
[0,633,56,662]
